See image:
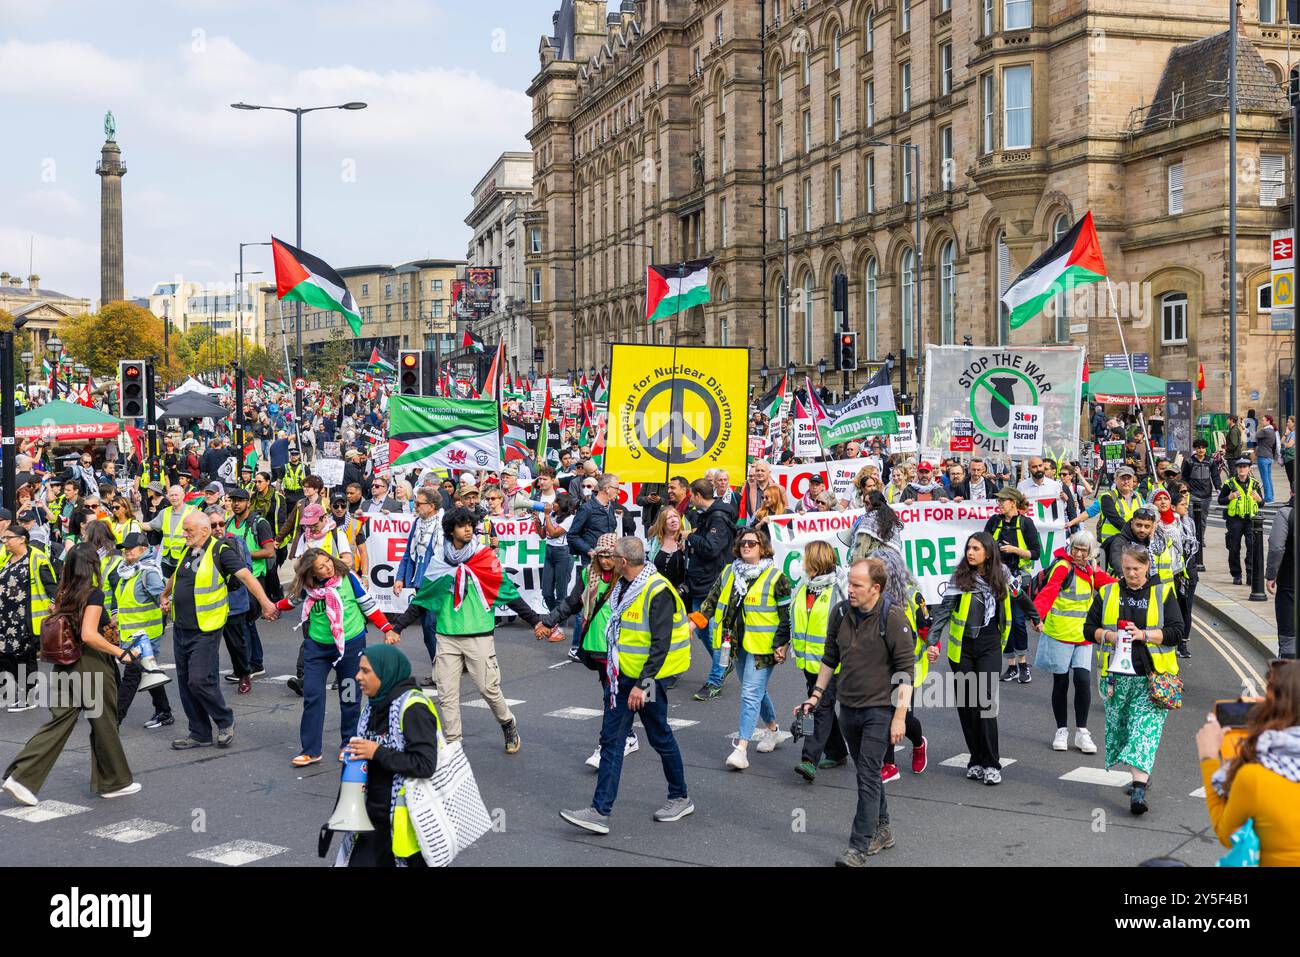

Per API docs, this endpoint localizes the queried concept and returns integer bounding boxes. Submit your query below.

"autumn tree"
[58,301,166,378]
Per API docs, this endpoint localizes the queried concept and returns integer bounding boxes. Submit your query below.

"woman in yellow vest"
[1032,530,1115,754]
[791,540,849,783]
[698,529,793,771]
[931,532,1040,785]
[339,644,439,867]
[1085,542,1184,815]
[877,544,934,781]
[108,499,144,546]
[83,520,123,586]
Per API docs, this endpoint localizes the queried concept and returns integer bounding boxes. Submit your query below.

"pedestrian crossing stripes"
[1189,786,1207,798]
[1,800,92,823]
[940,754,1018,769]
[189,839,288,866]
[264,675,296,684]
[87,819,180,843]
[546,707,603,720]
[462,698,524,709]
[1058,767,1132,787]
[667,718,699,730]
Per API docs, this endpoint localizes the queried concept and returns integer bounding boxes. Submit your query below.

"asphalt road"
[0,603,1273,867]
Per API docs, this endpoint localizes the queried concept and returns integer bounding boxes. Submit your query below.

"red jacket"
[1032,547,1117,633]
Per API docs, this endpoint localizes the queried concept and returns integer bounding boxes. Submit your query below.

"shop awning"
[14,400,122,441]
[1086,368,1169,406]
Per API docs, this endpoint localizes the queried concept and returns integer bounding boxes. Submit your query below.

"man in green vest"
[160,511,279,750]
[1097,466,1145,542]
[224,488,276,681]
[559,536,694,835]
[1219,457,1263,585]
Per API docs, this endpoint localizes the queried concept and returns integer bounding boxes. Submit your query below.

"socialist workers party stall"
[14,400,123,443]
[1084,368,1169,406]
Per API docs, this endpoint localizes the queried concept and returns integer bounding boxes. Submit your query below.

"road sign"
[293,377,307,390]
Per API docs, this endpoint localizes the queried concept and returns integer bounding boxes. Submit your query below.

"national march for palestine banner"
[604,343,749,483]
[388,395,502,472]
[763,500,1068,605]
[921,346,1084,461]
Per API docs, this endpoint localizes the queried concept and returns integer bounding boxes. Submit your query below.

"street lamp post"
[868,138,923,410]
[45,335,63,400]
[20,351,33,397]
[752,204,790,382]
[230,100,367,422]
[817,356,828,392]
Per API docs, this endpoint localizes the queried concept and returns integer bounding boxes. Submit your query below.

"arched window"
[1051,214,1071,342]
[996,230,1011,345]
[802,47,812,87]
[940,240,956,345]
[802,272,815,366]
[865,7,875,52]
[716,281,730,346]
[774,57,785,101]
[901,250,915,356]
[865,258,879,360]
[1161,292,1188,344]
[832,27,842,70]
[778,278,790,365]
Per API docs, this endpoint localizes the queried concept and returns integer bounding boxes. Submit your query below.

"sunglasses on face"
[738,539,761,549]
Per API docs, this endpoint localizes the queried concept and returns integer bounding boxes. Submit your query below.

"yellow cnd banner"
[603,343,750,483]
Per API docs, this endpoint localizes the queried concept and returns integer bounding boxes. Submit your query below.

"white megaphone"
[328,750,375,832]
[127,631,172,692]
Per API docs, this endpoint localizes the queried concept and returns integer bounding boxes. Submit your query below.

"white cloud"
[15,188,84,218]
[0,39,144,101]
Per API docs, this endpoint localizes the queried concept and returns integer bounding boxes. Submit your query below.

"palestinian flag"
[501,415,532,463]
[482,340,505,399]
[408,545,521,616]
[1000,211,1107,329]
[271,236,363,335]
[368,347,395,373]
[388,395,502,472]
[536,380,552,461]
[463,329,486,354]
[757,373,789,421]
[646,258,713,323]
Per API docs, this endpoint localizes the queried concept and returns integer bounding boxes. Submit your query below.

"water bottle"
[719,639,731,669]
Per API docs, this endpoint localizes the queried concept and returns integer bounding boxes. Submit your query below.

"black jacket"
[1104,522,1153,576]
[1181,454,1222,499]
[361,677,438,830]
[952,476,1001,500]
[567,495,633,556]
[684,500,736,597]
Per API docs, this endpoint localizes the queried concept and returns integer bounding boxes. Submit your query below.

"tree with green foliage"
[57,301,166,378]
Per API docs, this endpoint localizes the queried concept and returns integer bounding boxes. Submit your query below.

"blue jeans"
[736,647,777,742]
[1005,593,1029,660]
[690,594,726,687]
[1258,457,1275,502]
[245,613,264,671]
[300,634,365,757]
[542,546,573,611]
[419,609,438,665]
[591,676,687,816]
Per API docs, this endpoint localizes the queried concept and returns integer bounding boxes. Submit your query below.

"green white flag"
[388,396,501,472]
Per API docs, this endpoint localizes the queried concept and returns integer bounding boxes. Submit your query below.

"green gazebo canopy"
[1086,368,1168,405]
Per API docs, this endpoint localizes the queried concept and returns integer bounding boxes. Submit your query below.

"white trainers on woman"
[1051,727,1069,751]
[1074,728,1098,754]
[725,744,749,770]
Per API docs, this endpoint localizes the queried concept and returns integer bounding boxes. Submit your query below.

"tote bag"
[404,732,493,867]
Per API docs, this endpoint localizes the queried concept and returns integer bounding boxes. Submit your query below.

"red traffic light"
[124,364,141,378]
[841,335,854,345]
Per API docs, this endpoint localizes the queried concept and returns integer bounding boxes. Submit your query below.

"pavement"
[0,584,1277,867]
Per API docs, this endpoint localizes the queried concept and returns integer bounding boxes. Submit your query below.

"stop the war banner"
[763,500,1068,605]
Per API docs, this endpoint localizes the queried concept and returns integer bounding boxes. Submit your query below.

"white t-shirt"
[293,529,352,561]
[1017,477,1063,518]
[547,514,573,547]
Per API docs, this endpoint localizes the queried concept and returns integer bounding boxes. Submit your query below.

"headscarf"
[362,643,412,701]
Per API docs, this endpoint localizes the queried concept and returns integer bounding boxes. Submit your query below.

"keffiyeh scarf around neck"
[302,575,347,661]
[730,558,774,600]
[946,568,1001,628]
[1211,725,1300,797]
[602,563,656,707]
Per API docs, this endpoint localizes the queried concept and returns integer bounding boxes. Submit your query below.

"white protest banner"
[770,459,862,504]
[371,441,390,477]
[314,458,345,488]
[323,441,341,459]
[364,513,415,614]
[923,345,1083,461]
[764,500,1068,605]
[794,418,820,458]
[1007,405,1044,457]
[889,415,918,454]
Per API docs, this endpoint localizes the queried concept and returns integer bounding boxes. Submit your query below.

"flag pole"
[276,299,304,456]
[1104,277,1156,482]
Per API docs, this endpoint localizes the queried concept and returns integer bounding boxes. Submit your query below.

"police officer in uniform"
[282,447,307,508]
[1218,457,1263,585]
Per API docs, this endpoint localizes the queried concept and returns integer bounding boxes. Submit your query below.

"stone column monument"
[97,110,126,305]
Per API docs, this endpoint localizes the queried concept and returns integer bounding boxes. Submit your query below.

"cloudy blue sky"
[0,0,565,302]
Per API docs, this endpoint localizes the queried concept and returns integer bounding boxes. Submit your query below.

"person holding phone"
[1196,662,1300,866]
[1085,544,1183,815]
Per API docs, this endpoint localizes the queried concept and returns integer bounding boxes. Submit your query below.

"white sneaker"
[2,775,38,807]
[585,747,601,770]
[624,733,639,756]
[101,782,142,799]
[1052,727,1069,751]
[755,729,777,753]
[725,745,749,770]
[1074,728,1098,754]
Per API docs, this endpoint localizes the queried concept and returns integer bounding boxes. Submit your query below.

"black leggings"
[883,708,923,765]
[1051,668,1091,729]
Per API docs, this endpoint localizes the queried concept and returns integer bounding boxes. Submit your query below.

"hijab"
[362,643,411,702]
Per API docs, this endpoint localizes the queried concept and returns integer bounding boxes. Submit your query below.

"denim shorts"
[1034,635,1094,674]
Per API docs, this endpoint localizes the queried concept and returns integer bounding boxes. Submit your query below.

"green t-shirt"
[305,579,367,645]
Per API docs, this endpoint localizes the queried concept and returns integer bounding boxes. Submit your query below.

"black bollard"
[1249,513,1268,602]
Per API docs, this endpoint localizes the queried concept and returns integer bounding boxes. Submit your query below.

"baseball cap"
[300,503,326,525]
[227,488,250,501]
[917,461,934,472]
[121,531,149,550]
[1114,466,1137,479]
[205,482,224,495]
[18,509,39,523]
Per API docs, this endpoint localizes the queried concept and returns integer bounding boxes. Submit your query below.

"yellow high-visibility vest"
[1040,559,1095,645]
[1098,489,1144,539]
[114,566,164,642]
[1225,478,1260,519]
[161,505,196,560]
[711,565,783,654]
[1097,581,1179,677]
[791,584,838,674]
[946,589,1011,663]
[168,537,230,632]
[617,573,691,679]
[390,689,440,860]
[28,548,56,637]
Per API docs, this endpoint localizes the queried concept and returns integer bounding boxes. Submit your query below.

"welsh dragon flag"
[388,395,502,471]
[408,544,520,616]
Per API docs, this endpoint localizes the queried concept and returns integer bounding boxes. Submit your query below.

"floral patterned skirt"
[1102,674,1167,774]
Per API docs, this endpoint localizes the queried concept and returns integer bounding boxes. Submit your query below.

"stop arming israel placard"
[763,500,1068,605]
[1007,405,1045,457]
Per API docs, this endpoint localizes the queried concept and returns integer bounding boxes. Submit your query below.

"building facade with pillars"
[256,259,464,363]
[0,272,93,359]
[464,151,538,380]
[528,0,1295,413]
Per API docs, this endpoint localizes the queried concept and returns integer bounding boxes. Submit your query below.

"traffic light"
[399,349,423,396]
[119,359,146,417]
[836,332,858,372]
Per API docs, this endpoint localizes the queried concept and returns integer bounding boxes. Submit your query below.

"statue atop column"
[104,110,116,142]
